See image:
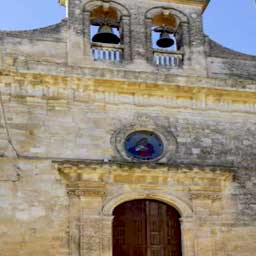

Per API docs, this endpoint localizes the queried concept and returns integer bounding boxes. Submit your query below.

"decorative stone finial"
[58,0,66,6]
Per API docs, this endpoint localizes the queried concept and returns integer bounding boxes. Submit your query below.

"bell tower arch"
[59,0,210,71]
[84,0,131,62]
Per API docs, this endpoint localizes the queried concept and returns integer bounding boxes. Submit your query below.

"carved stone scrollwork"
[67,188,106,197]
[67,182,106,198]
[190,192,222,201]
[111,114,177,163]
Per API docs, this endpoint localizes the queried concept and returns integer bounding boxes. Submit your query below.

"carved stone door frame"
[56,161,234,256]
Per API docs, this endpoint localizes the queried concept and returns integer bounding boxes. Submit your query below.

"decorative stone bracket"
[67,181,106,197]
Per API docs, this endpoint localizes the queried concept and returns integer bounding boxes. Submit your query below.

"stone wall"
[0,159,69,256]
[0,72,255,166]
[0,0,255,255]
[0,70,255,255]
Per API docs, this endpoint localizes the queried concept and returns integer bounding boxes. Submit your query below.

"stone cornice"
[56,159,235,170]
[152,0,210,12]
[1,61,255,91]
[56,161,234,199]
[59,0,210,12]
[0,70,256,114]
[56,160,234,182]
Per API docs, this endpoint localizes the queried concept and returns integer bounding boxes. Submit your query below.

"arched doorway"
[113,199,182,256]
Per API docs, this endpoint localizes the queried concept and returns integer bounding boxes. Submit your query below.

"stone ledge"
[153,0,210,12]
[1,70,256,114]
[56,160,235,188]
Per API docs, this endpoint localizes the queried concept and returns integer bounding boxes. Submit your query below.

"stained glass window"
[124,131,164,161]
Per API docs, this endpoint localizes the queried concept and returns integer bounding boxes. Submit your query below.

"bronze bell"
[156,31,174,48]
[92,24,120,44]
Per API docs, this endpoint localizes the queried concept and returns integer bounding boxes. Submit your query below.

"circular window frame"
[124,130,165,162]
[111,121,177,163]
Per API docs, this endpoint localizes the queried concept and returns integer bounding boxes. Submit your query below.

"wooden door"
[113,200,182,256]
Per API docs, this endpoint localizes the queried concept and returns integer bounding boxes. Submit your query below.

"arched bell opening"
[145,8,187,67]
[112,199,182,256]
[88,4,125,63]
[151,12,178,51]
[90,5,121,45]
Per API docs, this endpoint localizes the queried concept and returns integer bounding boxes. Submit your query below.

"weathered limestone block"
[0,158,69,256]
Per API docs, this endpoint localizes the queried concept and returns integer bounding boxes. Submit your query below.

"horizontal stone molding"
[57,161,234,207]
[0,71,256,114]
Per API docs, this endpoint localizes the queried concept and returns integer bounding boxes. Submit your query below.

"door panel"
[113,200,181,256]
[113,201,147,256]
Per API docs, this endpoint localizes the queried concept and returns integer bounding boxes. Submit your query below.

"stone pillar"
[188,13,207,75]
[212,227,227,256]
[80,214,113,256]
[180,217,195,256]
[101,216,114,256]
[67,0,88,66]
[130,13,148,64]
[68,195,81,256]
[79,187,108,256]
[83,11,92,60]
[180,22,191,67]
[189,15,205,48]
[145,18,153,63]
[80,215,102,256]
[122,16,132,62]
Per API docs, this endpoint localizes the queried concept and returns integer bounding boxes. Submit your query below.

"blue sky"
[0,0,255,55]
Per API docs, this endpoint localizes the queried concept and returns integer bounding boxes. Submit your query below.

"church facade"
[0,0,256,255]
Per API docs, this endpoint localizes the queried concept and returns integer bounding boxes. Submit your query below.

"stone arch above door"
[102,192,193,218]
